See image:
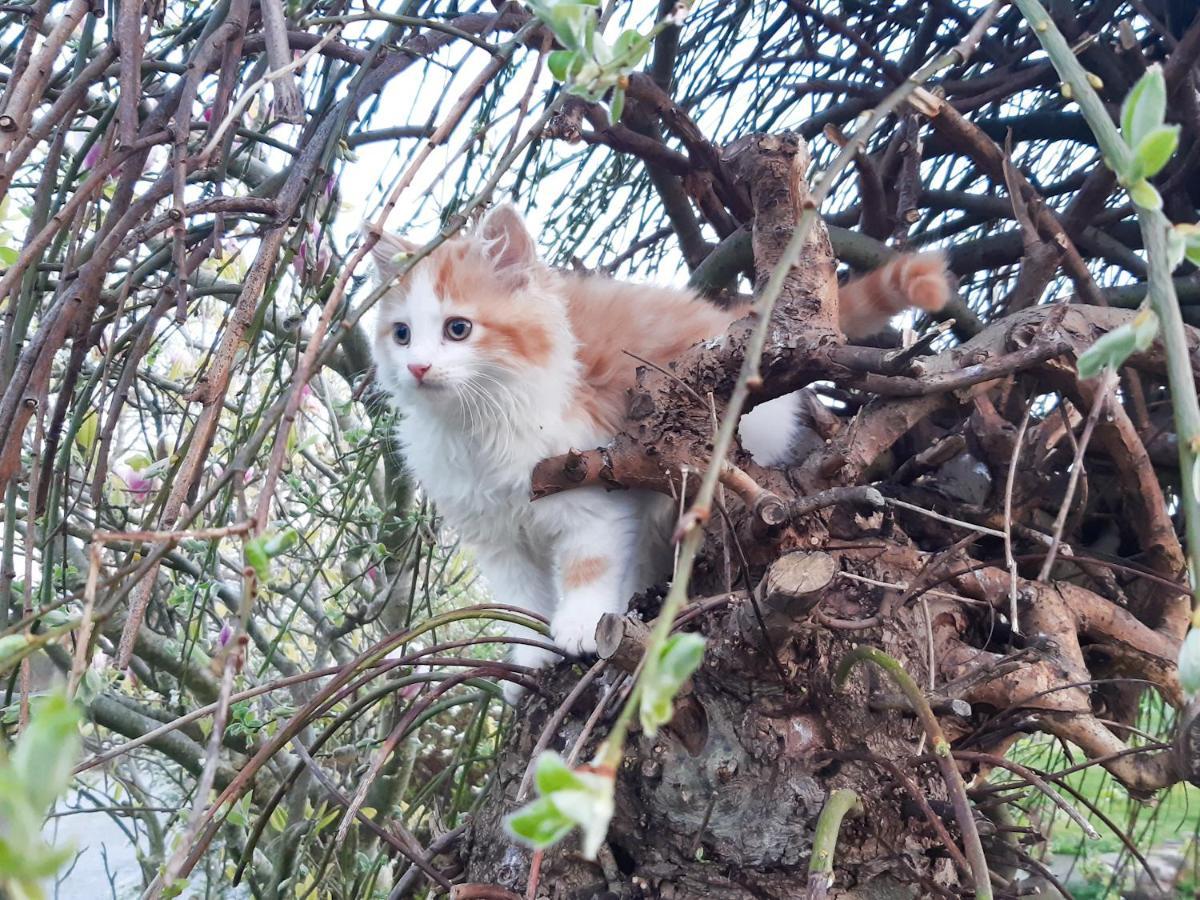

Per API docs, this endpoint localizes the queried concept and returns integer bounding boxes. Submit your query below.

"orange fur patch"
[561,272,742,433]
[381,238,556,368]
[897,253,951,311]
[837,251,949,339]
[563,555,609,590]
[438,245,553,366]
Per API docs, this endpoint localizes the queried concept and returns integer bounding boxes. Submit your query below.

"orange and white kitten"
[371,205,949,696]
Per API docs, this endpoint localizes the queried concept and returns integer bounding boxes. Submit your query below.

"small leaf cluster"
[1117,65,1179,211]
[1076,307,1159,379]
[504,751,614,860]
[1076,65,1200,380]
[243,527,300,582]
[0,692,83,900]
[639,631,705,735]
[528,0,667,122]
[1167,223,1200,271]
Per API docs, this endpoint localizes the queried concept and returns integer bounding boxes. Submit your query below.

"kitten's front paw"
[502,678,527,705]
[501,642,557,704]
[550,608,601,657]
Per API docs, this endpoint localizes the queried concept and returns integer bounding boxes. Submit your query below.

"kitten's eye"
[444,317,473,341]
[392,322,410,345]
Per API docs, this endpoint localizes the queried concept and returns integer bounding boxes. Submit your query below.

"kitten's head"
[370,205,572,409]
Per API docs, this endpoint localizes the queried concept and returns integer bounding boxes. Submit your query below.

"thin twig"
[1038,370,1117,581]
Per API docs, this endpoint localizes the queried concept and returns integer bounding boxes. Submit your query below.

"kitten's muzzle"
[407,362,432,383]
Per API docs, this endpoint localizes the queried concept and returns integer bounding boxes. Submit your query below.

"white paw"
[502,678,527,705]
[550,607,601,657]
[509,641,559,671]
[501,642,558,704]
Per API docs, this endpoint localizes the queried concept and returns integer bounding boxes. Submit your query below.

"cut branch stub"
[721,132,839,333]
[739,550,837,637]
[595,612,651,674]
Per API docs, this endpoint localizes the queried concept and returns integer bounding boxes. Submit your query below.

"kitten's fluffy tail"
[741,253,952,467]
[738,389,828,468]
[838,251,951,340]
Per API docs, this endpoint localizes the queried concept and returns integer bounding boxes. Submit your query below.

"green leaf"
[612,29,651,67]
[534,751,584,795]
[243,536,271,582]
[1075,306,1156,381]
[543,4,597,52]
[505,796,575,848]
[1130,307,1160,352]
[547,786,614,859]
[567,80,604,102]
[547,49,580,82]
[1076,323,1137,379]
[0,246,17,266]
[1134,124,1179,179]
[1128,178,1163,211]
[124,453,153,471]
[1168,225,1187,270]
[590,31,610,64]
[76,667,104,708]
[12,692,81,811]
[225,794,251,828]
[314,806,341,834]
[1180,628,1200,697]
[639,632,706,736]
[506,752,615,858]
[263,528,299,557]
[609,84,625,123]
[0,634,30,669]
[269,803,289,832]
[1121,64,1166,147]
[1175,223,1200,267]
[74,410,98,455]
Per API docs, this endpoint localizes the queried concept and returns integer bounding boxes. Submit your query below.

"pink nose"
[407,363,431,382]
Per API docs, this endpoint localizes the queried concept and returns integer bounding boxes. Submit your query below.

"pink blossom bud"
[115,463,154,503]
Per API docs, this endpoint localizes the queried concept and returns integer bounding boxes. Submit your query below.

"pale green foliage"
[528,0,666,121]
[1120,64,1165,149]
[1111,66,1180,212]
[0,692,83,900]
[504,751,614,859]
[639,631,705,735]
[1073,64,1196,379]
[1171,223,1200,269]
[243,527,300,581]
[502,630,705,859]
[1076,307,1159,379]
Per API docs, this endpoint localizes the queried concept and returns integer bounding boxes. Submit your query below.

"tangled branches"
[2,0,1200,897]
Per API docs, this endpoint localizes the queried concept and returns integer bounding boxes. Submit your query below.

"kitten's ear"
[365,226,418,280]
[477,203,538,276]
